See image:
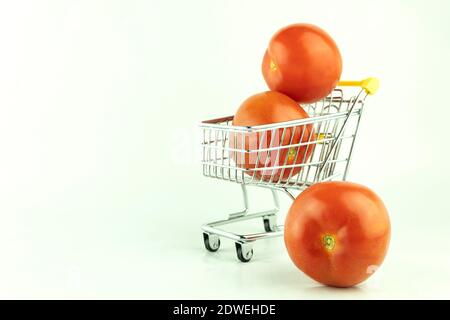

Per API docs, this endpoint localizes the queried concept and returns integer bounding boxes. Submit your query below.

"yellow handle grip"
[338,77,379,95]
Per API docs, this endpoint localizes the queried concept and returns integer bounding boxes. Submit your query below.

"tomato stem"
[269,60,277,71]
[323,234,336,251]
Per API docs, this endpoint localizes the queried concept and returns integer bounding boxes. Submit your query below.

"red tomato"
[262,24,342,103]
[231,91,315,182]
[284,181,391,287]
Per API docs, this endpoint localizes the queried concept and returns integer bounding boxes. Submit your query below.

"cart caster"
[235,242,253,262]
[203,233,220,252]
[263,215,277,232]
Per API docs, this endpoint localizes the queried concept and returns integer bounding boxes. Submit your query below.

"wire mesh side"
[201,89,366,189]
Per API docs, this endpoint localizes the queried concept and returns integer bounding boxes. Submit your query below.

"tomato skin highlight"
[262,24,342,103]
[231,91,315,182]
[284,181,391,287]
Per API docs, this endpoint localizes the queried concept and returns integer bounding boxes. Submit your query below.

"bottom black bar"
[0,300,446,318]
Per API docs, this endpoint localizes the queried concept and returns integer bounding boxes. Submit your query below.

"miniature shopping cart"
[200,78,379,262]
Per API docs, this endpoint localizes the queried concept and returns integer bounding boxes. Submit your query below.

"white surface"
[0,0,450,299]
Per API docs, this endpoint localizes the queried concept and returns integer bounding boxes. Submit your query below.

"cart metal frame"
[200,78,379,262]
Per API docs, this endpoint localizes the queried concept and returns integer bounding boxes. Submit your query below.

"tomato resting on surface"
[231,91,315,182]
[284,181,391,287]
[262,23,342,103]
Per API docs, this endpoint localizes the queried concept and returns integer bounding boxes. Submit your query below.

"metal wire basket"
[200,78,379,262]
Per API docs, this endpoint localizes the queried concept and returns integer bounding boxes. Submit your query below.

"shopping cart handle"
[338,78,380,95]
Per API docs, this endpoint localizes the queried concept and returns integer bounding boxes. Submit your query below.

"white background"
[0,0,449,299]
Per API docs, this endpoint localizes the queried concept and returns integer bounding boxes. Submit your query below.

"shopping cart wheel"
[203,233,220,252]
[263,215,277,232]
[235,242,253,262]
